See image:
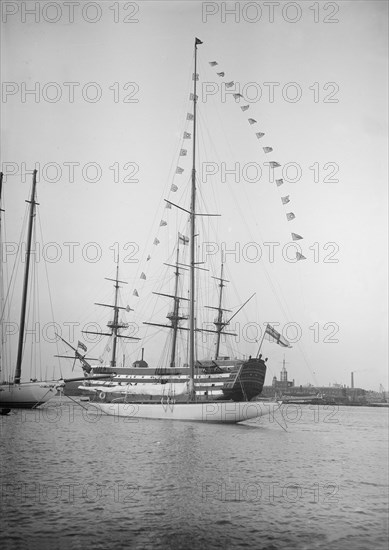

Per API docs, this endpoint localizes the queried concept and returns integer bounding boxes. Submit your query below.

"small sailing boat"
[0,170,63,408]
[87,39,281,423]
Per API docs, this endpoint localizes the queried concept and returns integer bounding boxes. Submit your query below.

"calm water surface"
[1,400,388,550]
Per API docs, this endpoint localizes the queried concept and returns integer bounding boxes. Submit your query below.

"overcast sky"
[1,1,387,391]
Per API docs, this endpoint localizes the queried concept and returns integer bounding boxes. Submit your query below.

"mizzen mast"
[143,243,189,368]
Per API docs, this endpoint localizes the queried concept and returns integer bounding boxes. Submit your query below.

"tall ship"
[61,38,292,423]
[61,262,269,404]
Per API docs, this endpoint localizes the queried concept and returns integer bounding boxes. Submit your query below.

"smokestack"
[351,372,354,389]
[141,348,144,361]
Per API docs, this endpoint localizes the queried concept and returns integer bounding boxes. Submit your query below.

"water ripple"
[1,403,388,549]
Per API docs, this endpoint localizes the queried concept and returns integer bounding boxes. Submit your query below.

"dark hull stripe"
[0,401,44,409]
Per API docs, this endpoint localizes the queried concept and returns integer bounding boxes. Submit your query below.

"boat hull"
[89,400,280,424]
[70,357,268,403]
[222,358,267,401]
[0,382,59,409]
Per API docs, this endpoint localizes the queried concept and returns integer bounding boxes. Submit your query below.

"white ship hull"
[79,381,190,397]
[0,381,60,409]
[89,400,280,424]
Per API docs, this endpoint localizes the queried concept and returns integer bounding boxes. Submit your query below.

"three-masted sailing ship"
[0,170,63,409]
[81,38,280,423]
[61,256,267,403]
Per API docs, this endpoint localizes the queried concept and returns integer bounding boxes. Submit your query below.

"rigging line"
[129,331,157,360]
[137,237,188,321]
[223,164,292,323]
[294,338,318,385]
[270,406,288,432]
[63,393,90,411]
[24,222,37,380]
[128,63,196,292]
[34,233,40,381]
[161,52,196,194]
[0,204,11,333]
[1,207,27,378]
[0,205,29,324]
[194,113,233,260]
[30,217,38,380]
[158,336,171,370]
[291,265,317,381]
[37,212,63,378]
[1,201,29,375]
[72,290,101,334]
[30,386,54,409]
[34,217,40,380]
[197,80,295,324]
[238,373,248,401]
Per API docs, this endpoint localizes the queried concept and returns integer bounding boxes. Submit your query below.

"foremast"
[108,266,124,367]
[15,169,38,384]
[167,247,188,368]
[83,265,138,368]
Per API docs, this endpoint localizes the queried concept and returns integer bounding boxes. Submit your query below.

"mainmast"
[15,169,38,384]
[167,247,184,368]
[143,241,189,367]
[189,37,202,394]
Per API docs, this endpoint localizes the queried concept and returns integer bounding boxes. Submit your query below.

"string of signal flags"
[131,54,306,301]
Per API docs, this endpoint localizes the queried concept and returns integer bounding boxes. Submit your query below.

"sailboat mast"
[110,264,120,367]
[0,172,3,218]
[15,169,38,384]
[189,38,201,389]
[0,173,3,377]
